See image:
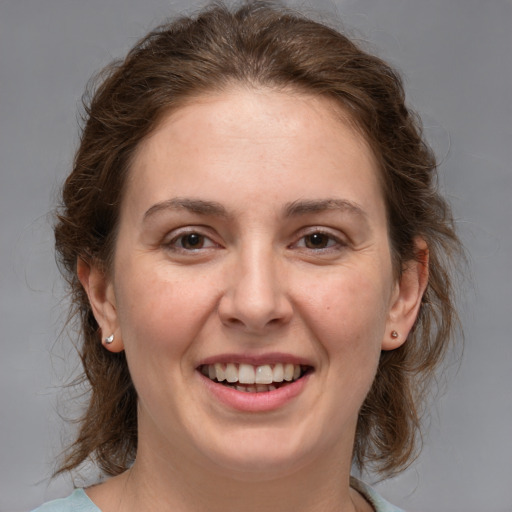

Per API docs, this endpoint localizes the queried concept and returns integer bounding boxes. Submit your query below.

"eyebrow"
[143,197,230,221]
[143,197,369,225]
[284,198,368,221]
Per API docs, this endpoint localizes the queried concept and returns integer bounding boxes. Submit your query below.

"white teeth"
[239,364,256,384]
[225,363,238,383]
[214,363,226,382]
[203,362,306,386]
[272,363,284,382]
[283,363,295,381]
[255,364,273,384]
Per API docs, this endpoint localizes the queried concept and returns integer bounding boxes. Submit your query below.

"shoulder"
[31,489,101,512]
[350,477,406,512]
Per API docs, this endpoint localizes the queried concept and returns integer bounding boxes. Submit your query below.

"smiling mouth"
[199,363,311,393]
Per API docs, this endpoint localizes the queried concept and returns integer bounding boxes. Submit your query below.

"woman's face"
[87,88,420,479]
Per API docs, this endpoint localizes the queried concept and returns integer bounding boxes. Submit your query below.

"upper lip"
[197,352,314,368]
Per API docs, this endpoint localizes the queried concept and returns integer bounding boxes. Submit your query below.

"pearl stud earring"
[104,334,114,345]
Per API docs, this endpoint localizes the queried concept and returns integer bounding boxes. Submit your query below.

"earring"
[391,330,399,339]
[104,334,114,345]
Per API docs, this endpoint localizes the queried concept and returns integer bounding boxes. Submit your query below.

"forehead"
[125,87,383,220]
[138,87,372,158]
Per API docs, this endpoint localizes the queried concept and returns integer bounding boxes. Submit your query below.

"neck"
[86,411,372,512]
[104,443,364,512]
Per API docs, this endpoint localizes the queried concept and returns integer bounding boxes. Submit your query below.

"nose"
[217,245,293,333]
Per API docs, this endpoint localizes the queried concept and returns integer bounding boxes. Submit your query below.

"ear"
[77,257,124,353]
[382,238,429,351]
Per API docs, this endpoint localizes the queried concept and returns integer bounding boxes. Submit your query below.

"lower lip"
[198,372,311,412]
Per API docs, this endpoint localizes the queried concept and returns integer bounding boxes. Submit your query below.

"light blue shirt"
[32,477,404,512]
[31,489,99,512]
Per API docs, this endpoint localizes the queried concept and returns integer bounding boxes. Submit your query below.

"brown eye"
[304,232,331,249]
[180,233,204,249]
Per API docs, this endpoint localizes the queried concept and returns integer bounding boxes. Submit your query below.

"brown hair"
[55,0,462,478]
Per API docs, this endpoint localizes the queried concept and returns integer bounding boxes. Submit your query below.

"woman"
[34,2,461,511]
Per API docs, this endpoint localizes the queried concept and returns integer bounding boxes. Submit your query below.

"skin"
[79,87,428,512]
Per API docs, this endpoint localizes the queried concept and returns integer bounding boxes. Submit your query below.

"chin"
[197,428,320,481]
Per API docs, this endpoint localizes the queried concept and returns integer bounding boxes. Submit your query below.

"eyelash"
[292,230,347,252]
[165,229,219,252]
[164,228,347,254]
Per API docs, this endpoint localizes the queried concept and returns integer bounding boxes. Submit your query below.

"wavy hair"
[55,1,462,478]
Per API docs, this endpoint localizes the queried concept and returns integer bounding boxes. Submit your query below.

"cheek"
[114,261,218,364]
[112,265,221,420]
[289,267,391,436]
[296,265,391,360]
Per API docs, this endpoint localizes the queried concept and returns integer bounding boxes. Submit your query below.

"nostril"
[220,313,286,331]
[225,317,245,327]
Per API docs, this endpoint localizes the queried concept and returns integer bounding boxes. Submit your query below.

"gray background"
[1,0,511,511]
